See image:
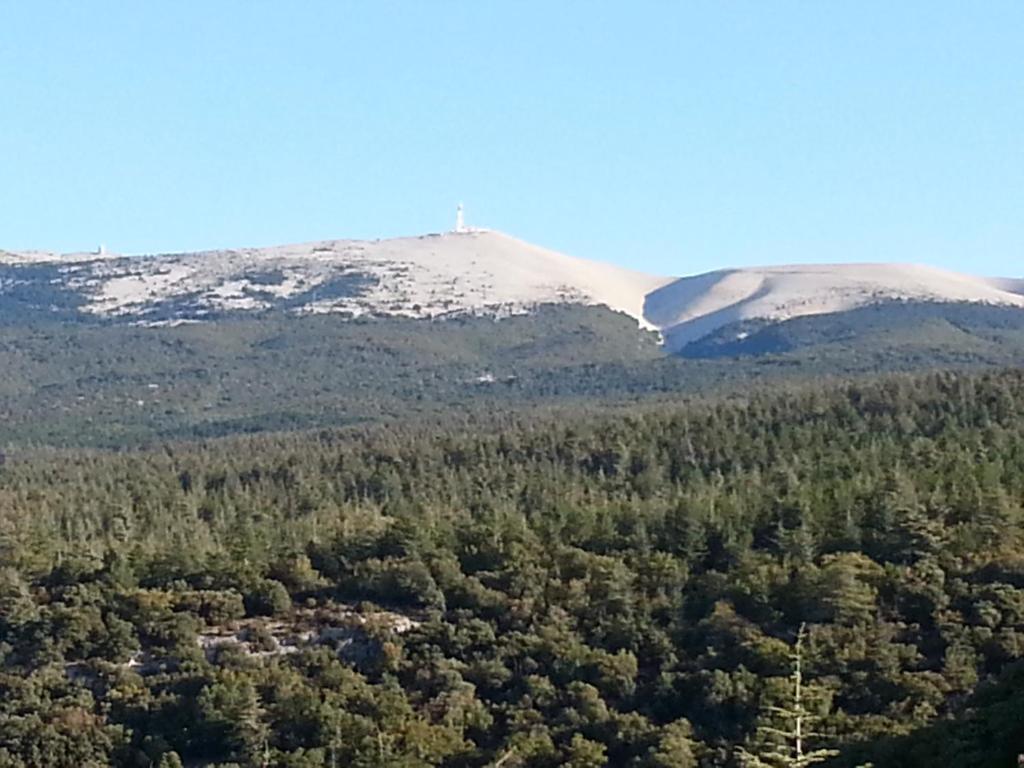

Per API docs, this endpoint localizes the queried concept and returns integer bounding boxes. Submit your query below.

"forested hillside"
[680,301,1024,364]
[2,369,1024,765]
[0,306,668,447]
[5,302,1024,448]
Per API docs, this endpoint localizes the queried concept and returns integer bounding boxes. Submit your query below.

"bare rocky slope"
[3,230,1022,347]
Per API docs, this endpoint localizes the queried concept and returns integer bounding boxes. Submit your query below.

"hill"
[5,231,1024,448]
[5,301,1024,448]
[0,230,666,326]
[2,368,1024,765]
[648,262,1024,350]
[3,232,1022,346]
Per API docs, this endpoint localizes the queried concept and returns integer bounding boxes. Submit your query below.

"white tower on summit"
[455,203,467,233]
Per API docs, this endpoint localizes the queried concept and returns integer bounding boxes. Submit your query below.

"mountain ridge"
[2,230,1022,346]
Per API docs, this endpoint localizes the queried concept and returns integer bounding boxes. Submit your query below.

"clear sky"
[2,2,1021,277]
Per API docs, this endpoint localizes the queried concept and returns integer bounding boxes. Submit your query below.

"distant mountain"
[3,232,1022,349]
[0,231,665,327]
[646,263,1024,351]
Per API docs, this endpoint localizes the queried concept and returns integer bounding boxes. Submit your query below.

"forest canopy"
[1,369,1024,765]
[4,302,1024,448]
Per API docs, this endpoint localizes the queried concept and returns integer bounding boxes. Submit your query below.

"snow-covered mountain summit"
[2,231,1022,347]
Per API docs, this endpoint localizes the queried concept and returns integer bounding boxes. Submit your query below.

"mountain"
[6,230,1024,448]
[0,230,666,327]
[646,263,1024,351]
[3,231,1022,349]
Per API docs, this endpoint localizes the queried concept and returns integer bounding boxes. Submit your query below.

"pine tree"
[735,624,838,768]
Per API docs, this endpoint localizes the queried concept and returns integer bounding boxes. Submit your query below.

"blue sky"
[2,2,1021,276]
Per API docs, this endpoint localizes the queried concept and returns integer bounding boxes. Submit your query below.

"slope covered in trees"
[2,369,1024,765]
[5,302,1024,449]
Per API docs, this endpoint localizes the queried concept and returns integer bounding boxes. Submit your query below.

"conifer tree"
[736,624,838,768]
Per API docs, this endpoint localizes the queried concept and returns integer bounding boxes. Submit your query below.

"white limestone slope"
[2,234,1022,348]
[989,277,1024,297]
[646,263,1024,350]
[279,229,669,324]
[0,231,668,324]
[0,249,118,264]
